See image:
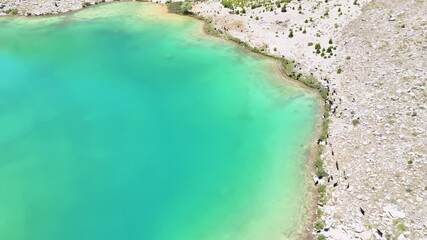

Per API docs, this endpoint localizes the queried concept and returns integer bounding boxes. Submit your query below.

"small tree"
[181,1,193,15]
[315,43,321,54]
[281,5,287,12]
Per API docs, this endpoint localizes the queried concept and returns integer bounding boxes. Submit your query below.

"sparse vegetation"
[397,223,407,231]
[315,43,321,54]
[220,0,292,11]
[316,157,328,178]
[281,5,287,12]
[315,220,325,231]
[317,234,326,240]
[288,29,294,38]
[352,118,360,126]
[318,184,327,205]
[167,1,193,15]
[221,0,233,9]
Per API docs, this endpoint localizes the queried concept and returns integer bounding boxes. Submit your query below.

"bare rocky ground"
[322,0,427,239]
[193,0,427,239]
[0,0,114,16]
[0,0,426,239]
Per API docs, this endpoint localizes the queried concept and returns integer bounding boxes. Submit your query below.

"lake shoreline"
[3,0,427,238]
[0,2,325,239]
[162,6,326,239]
[192,14,326,240]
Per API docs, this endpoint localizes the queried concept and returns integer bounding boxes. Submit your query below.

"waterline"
[0,3,320,240]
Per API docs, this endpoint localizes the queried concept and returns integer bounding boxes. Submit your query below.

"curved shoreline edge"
[3,0,427,239]
[185,10,329,240]
[159,4,330,239]
[0,2,329,239]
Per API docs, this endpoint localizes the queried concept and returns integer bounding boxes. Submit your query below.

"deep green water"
[0,3,319,240]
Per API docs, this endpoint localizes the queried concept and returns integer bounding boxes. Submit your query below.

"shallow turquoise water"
[0,3,319,240]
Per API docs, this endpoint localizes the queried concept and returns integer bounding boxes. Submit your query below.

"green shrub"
[11,8,18,15]
[318,185,326,197]
[316,165,328,178]
[181,1,192,14]
[281,5,287,12]
[281,59,294,76]
[315,43,321,54]
[167,1,193,15]
[337,68,342,74]
[318,234,326,240]
[352,119,360,126]
[315,220,325,231]
[397,223,407,231]
[317,184,327,204]
[220,0,233,9]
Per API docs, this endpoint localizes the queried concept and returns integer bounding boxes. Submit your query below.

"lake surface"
[0,3,319,240]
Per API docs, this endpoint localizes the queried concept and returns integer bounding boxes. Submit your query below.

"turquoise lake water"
[0,3,319,240]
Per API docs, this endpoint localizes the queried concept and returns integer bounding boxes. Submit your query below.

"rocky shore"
[321,1,426,239]
[193,0,427,239]
[191,0,427,239]
[1,0,426,239]
[0,0,114,16]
